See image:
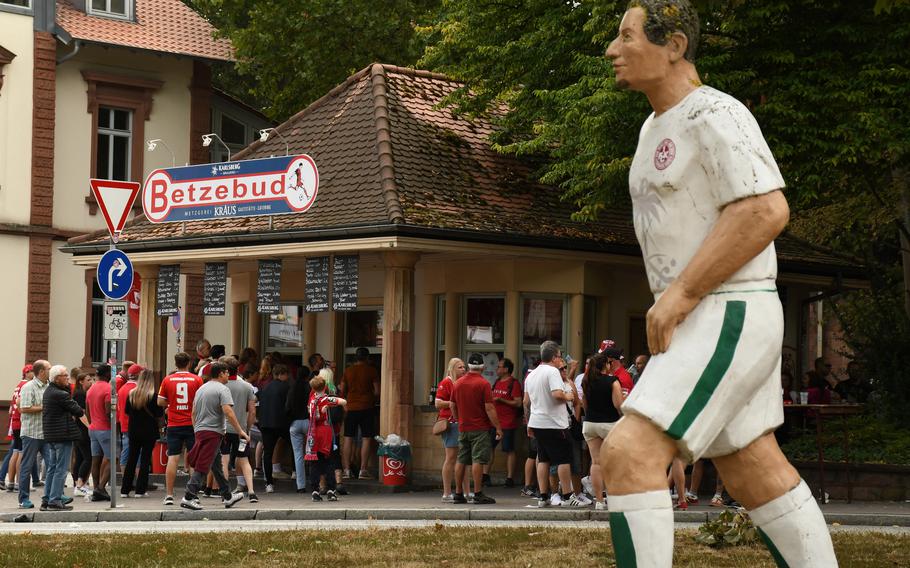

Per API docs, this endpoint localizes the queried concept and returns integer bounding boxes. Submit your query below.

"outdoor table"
[783,403,865,504]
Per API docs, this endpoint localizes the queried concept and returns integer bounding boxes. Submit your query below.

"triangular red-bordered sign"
[89,179,141,240]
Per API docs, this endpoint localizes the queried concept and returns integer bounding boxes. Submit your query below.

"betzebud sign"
[142,155,318,223]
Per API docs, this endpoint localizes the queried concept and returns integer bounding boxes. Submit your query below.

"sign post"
[103,300,128,509]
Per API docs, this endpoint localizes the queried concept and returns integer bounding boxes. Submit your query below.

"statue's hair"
[628,0,700,61]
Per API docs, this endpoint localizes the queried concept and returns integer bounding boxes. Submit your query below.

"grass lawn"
[2,527,907,567]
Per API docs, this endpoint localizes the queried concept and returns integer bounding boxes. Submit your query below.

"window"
[343,308,383,369]
[96,107,132,181]
[520,295,567,378]
[0,0,30,8]
[89,0,132,19]
[83,70,162,214]
[463,296,505,384]
[434,295,446,386]
[211,108,253,163]
[264,304,304,352]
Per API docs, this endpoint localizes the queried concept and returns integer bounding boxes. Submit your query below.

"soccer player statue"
[601,1,838,566]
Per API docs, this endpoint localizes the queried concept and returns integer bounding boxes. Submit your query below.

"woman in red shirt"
[434,358,466,503]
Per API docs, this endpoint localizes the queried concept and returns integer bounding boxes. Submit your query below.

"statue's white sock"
[607,489,674,568]
[749,480,838,567]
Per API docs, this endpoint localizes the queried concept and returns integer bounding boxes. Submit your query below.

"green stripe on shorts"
[609,512,637,567]
[758,527,791,567]
[666,300,746,440]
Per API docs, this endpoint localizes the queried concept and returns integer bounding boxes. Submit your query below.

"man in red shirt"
[117,364,143,470]
[157,352,203,506]
[86,364,114,501]
[598,340,634,396]
[450,353,502,505]
[1,365,34,490]
[485,358,522,488]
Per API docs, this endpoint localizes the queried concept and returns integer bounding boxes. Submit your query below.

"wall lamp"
[145,139,176,167]
[202,132,231,162]
[259,128,290,156]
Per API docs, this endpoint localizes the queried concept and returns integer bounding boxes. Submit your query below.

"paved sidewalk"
[3,477,909,526]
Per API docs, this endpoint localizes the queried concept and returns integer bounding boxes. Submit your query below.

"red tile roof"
[56,0,233,62]
[66,64,861,278]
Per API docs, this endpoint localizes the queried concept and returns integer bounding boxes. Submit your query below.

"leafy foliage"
[186,0,441,120]
[694,509,759,548]
[781,413,910,465]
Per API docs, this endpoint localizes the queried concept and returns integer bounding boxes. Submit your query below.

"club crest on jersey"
[654,138,676,170]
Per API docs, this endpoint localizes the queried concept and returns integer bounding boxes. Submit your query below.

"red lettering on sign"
[215,185,228,200]
[188,184,197,201]
[233,179,247,199]
[150,179,168,213]
[252,181,266,197]
[270,175,284,196]
[199,185,212,201]
[172,188,184,203]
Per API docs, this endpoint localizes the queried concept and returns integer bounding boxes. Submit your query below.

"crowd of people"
[432,338,851,510]
[435,339,655,507]
[2,341,380,511]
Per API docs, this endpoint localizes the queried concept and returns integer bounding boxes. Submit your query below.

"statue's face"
[605,8,672,92]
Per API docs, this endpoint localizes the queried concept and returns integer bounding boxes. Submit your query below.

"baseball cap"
[127,363,145,377]
[22,364,33,376]
[467,353,484,366]
[597,339,624,360]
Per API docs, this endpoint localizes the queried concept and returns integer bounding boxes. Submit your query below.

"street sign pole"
[109,341,119,509]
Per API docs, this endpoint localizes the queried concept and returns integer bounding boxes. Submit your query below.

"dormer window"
[89,0,133,21]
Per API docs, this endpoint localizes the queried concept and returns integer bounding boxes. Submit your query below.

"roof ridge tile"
[369,63,404,224]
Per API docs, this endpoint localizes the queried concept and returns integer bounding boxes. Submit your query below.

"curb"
[3,508,908,527]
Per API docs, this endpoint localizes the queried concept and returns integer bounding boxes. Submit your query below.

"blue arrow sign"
[97,249,134,300]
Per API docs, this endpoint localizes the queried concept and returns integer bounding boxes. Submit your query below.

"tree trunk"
[896,165,910,320]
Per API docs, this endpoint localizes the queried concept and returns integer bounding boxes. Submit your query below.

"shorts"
[344,408,377,438]
[457,429,492,465]
[550,434,583,475]
[166,425,196,456]
[623,291,784,461]
[527,435,538,460]
[441,421,459,449]
[582,420,616,442]
[221,433,251,460]
[11,429,22,451]
[491,428,516,453]
[89,429,112,458]
[531,427,572,466]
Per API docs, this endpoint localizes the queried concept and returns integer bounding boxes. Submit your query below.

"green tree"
[187,0,441,120]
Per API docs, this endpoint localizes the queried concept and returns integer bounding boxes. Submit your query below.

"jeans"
[19,436,50,505]
[46,441,73,505]
[289,419,310,490]
[0,448,12,481]
[120,432,130,467]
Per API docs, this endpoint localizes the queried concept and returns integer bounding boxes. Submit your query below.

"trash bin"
[376,434,411,486]
[152,440,168,474]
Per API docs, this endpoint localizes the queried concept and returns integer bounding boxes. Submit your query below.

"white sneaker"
[549,493,563,506]
[223,492,244,509]
[595,501,607,511]
[562,493,587,507]
[581,476,593,496]
[574,492,593,506]
[180,497,203,511]
[265,484,274,494]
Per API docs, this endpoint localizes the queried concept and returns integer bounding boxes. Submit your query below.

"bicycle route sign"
[102,301,129,341]
[97,248,134,300]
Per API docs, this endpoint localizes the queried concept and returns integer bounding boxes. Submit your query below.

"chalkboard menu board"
[305,256,330,313]
[257,260,282,314]
[203,262,227,316]
[332,255,359,311]
[156,264,180,317]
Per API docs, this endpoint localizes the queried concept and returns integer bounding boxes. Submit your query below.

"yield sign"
[89,179,141,240]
